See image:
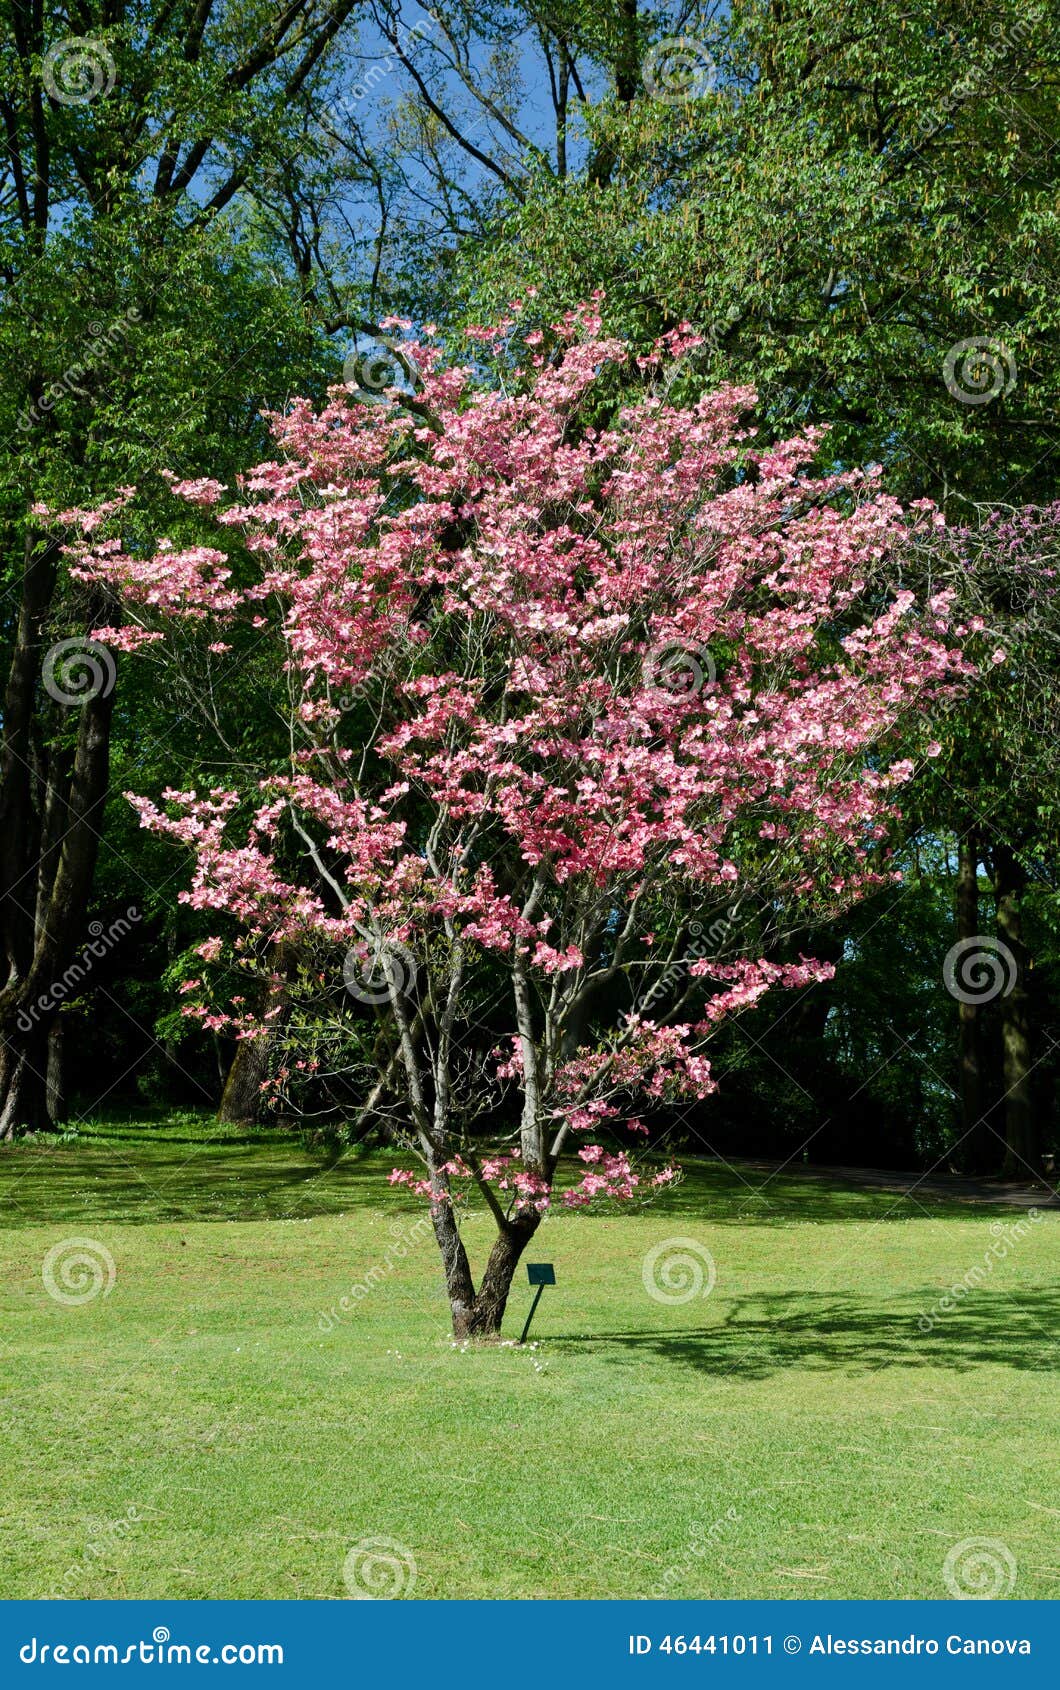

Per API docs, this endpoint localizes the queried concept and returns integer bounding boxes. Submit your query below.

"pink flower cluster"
[53,300,967,1223]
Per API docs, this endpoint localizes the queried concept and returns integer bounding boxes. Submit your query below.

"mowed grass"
[1,1115,1058,1601]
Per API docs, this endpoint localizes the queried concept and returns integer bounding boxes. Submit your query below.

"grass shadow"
[551,1287,1060,1379]
[0,1117,1050,1229]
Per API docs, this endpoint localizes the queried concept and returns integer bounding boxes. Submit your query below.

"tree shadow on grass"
[550,1288,1060,1380]
[1,1122,1052,1229]
[0,1136,401,1226]
[1,1146,1001,1227]
[633,1152,1060,1221]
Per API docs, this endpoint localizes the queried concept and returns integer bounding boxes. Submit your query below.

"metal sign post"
[519,1262,556,1344]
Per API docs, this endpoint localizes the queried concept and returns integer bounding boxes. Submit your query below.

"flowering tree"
[59,302,966,1336]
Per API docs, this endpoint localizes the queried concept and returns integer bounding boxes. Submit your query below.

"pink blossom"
[59,303,969,1248]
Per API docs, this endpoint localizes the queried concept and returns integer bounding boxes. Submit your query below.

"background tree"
[0,0,390,1132]
[446,0,1060,506]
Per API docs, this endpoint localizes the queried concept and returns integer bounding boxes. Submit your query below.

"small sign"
[519,1262,557,1343]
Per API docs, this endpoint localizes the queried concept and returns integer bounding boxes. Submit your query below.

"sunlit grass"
[1,1115,1057,1599]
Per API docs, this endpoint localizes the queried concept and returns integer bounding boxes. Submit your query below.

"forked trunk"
[444,1211,542,1340]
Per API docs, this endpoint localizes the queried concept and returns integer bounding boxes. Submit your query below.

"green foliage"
[460,0,1060,504]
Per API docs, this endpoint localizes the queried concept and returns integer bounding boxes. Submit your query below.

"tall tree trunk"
[0,534,57,980]
[46,1021,66,1124]
[994,845,1037,1177]
[0,1020,51,1137]
[955,829,989,1168]
[587,0,639,185]
[0,545,115,1137]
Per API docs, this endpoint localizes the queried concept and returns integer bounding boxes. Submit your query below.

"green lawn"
[1,1115,1057,1601]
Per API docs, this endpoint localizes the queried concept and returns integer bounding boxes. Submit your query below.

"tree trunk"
[955,829,989,1168]
[587,0,640,185]
[444,1211,542,1340]
[217,1032,274,1124]
[46,1021,67,1124]
[0,1017,51,1137]
[432,1186,478,1336]
[217,952,295,1123]
[994,846,1037,1177]
[0,549,116,1138]
[0,534,58,986]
